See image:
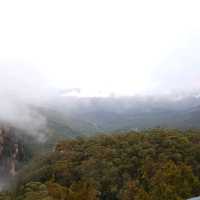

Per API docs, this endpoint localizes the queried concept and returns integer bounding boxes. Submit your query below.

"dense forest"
[1,128,200,200]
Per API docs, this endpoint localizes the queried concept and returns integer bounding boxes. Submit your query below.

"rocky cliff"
[0,126,25,178]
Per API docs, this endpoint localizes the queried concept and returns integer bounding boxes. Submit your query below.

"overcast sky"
[0,0,200,96]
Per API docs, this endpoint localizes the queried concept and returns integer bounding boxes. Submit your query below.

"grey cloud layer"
[0,65,50,139]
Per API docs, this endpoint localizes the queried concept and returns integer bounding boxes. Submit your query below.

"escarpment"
[0,126,25,177]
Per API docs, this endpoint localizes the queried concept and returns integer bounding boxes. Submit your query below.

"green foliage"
[149,161,200,200]
[0,192,12,200]
[17,182,50,200]
[2,129,200,199]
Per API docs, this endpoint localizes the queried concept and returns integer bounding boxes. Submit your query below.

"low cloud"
[0,64,52,140]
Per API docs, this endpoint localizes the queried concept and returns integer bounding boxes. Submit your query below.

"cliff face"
[0,126,25,177]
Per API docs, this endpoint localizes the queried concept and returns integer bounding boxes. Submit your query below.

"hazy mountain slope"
[36,107,81,138]
[41,95,200,133]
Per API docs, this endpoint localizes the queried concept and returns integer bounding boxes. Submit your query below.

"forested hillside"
[1,129,200,200]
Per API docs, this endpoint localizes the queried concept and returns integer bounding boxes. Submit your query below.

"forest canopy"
[1,128,200,200]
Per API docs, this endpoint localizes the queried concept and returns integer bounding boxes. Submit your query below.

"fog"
[0,0,200,96]
[0,61,200,139]
[0,0,200,137]
[0,65,52,140]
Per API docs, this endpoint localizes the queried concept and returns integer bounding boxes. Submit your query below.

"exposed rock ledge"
[0,126,25,177]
